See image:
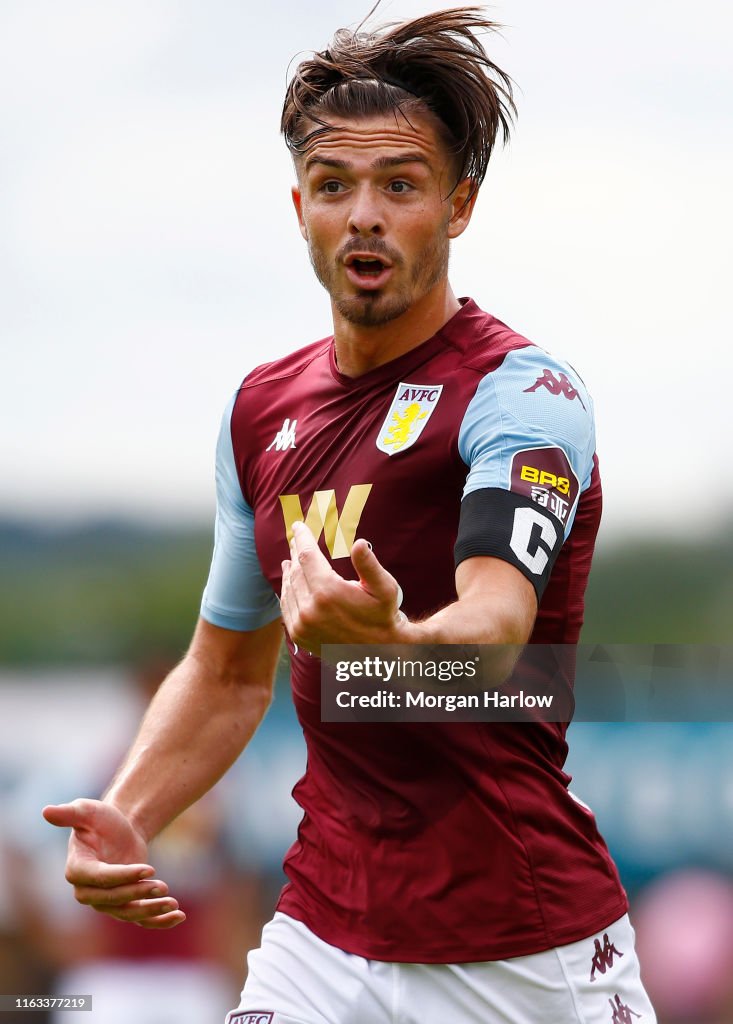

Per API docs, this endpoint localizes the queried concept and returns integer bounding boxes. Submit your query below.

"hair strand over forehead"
[281,6,516,198]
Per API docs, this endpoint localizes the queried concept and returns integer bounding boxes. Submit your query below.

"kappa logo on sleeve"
[510,447,579,525]
[376,381,443,455]
[524,368,586,409]
[227,1012,274,1024]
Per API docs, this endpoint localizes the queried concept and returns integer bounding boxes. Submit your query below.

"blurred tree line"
[0,518,730,665]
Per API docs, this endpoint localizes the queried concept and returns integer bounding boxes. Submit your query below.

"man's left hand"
[280,521,407,654]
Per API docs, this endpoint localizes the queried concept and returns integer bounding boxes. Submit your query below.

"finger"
[43,801,97,829]
[72,879,169,906]
[350,540,400,603]
[92,896,181,923]
[136,909,187,930]
[285,551,312,607]
[281,557,301,611]
[66,858,156,888]
[290,520,333,589]
[280,559,300,632]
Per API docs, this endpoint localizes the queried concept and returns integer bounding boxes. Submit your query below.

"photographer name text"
[334,690,554,711]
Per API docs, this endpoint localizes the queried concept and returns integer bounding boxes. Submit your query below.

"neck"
[332,281,461,378]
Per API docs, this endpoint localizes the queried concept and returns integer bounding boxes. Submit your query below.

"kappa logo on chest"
[376,381,443,456]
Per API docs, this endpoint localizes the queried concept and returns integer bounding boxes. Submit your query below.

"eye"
[388,180,413,194]
[321,180,346,194]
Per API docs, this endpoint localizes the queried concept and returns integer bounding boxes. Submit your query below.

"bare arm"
[43,616,282,928]
[401,554,536,684]
[402,555,535,646]
[105,617,282,840]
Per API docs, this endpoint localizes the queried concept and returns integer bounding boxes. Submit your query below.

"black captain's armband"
[454,488,564,599]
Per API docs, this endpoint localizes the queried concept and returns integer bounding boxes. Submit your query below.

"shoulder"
[239,336,332,392]
[225,336,332,436]
[440,299,535,373]
[481,343,595,451]
[452,307,594,449]
[455,311,597,507]
[446,301,589,390]
[224,335,332,462]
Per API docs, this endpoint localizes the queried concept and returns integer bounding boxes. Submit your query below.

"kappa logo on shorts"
[227,1013,274,1024]
[376,381,443,455]
[590,932,624,981]
[608,995,641,1023]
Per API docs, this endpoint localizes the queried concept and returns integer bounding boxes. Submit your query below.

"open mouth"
[344,252,393,288]
[350,257,386,277]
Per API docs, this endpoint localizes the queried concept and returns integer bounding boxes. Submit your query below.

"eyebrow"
[374,154,432,170]
[304,153,432,174]
[304,156,350,173]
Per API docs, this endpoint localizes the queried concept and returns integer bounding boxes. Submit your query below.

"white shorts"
[226,911,656,1024]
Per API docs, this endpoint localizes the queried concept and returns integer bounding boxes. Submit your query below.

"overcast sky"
[2,0,731,538]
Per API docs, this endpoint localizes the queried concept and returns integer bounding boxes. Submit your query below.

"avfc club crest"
[376,381,443,456]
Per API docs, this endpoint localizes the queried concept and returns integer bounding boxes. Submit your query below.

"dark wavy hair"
[281,6,515,197]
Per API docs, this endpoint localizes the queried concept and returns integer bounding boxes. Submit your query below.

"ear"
[446,178,479,240]
[291,186,309,242]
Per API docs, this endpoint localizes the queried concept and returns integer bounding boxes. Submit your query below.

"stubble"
[308,231,450,328]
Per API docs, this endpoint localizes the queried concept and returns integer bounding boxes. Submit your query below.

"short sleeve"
[458,346,596,537]
[200,393,281,631]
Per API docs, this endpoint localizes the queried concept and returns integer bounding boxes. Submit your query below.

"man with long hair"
[45,9,656,1022]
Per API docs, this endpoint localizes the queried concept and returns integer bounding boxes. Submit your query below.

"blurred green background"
[1,518,730,665]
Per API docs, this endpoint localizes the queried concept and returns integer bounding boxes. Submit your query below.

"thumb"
[350,540,401,605]
[42,799,95,830]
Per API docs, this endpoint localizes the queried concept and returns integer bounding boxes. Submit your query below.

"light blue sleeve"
[200,393,282,631]
[458,347,596,536]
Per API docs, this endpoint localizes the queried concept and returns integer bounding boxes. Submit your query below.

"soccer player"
[44,9,657,1023]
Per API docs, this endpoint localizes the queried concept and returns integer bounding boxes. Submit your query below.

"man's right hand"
[42,799,186,929]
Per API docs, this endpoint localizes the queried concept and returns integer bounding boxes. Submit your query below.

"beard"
[308,231,450,328]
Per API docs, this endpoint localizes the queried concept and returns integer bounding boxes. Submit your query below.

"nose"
[347,185,385,236]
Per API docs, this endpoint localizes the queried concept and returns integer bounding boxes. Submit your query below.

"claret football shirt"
[200,298,627,962]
